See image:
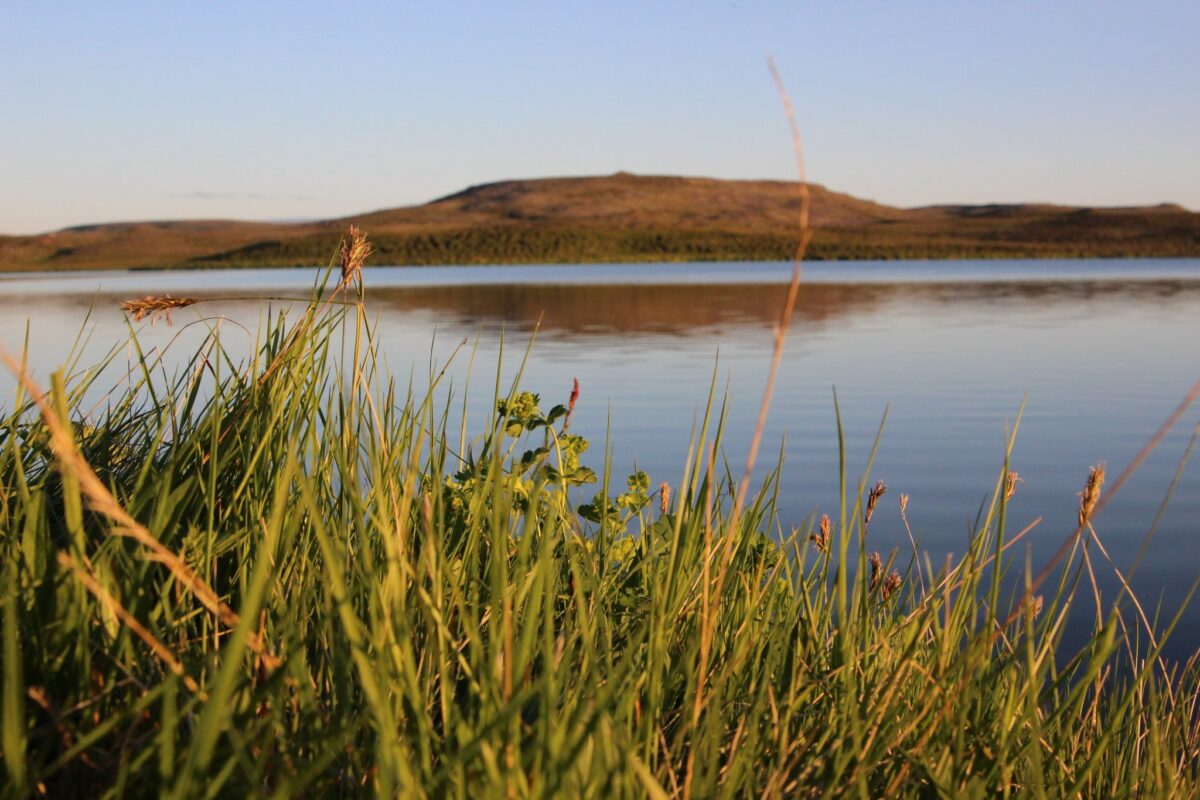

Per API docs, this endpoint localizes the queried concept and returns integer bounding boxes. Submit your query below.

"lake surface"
[3,259,1199,657]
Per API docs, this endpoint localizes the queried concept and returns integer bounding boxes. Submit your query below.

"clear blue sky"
[3,1,1197,234]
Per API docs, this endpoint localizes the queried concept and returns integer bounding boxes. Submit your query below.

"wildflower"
[563,378,580,432]
[555,433,589,474]
[497,391,541,434]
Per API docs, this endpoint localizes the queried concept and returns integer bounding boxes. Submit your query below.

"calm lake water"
[3,259,1199,656]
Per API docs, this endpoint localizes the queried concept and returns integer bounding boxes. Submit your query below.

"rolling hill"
[2,172,1198,272]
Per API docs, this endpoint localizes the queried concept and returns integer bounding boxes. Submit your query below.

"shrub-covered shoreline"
[6,172,1200,273]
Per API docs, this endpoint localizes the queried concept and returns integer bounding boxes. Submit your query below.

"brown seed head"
[120,295,199,325]
[1030,595,1044,618]
[339,225,372,285]
[899,493,909,515]
[659,482,671,516]
[882,571,903,601]
[865,481,887,526]
[869,551,883,592]
[810,513,831,553]
[1077,465,1105,529]
[1005,470,1024,501]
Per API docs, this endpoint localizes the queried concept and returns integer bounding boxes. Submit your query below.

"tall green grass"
[1,257,1198,798]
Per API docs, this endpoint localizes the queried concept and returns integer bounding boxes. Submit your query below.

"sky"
[2,1,1198,234]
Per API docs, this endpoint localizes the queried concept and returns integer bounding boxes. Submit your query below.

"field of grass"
[3,173,1199,272]
[2,235,1199,797]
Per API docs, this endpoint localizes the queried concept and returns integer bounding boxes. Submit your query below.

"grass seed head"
[869,551,883,592]
[120,295,199,325]
[882,571,903,601]
[659,482,671,516]
[339,225,372,285]
[865,481,887,526]
[810,513,831,553]
[1078,465,1105,529]
[1005,470,1024,501]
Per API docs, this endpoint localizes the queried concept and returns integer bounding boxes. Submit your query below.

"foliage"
[1,262,1198,798]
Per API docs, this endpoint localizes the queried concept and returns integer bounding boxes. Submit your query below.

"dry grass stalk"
[120,295,199,325]
[195,225,373,464]
[57,552,205,698]
[339,225,372,286]
[1000,464,1110,632]
[730,56,812,523]
[689,61,810,788]
[1097,376,1200,513]
[1002,372,1200,632]
[0,351,279,670]
[898,493,926,594]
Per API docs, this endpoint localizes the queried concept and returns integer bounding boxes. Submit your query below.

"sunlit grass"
[2,246,1198,798]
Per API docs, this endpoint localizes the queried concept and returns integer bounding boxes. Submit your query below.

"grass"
[1,233,1199,797]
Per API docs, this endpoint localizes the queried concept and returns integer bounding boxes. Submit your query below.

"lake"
[3,259,1199,657]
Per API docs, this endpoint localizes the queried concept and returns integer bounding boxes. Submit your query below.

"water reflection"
[358,278,1200,337]
[363,282,884,335]
[4,261,1200,341]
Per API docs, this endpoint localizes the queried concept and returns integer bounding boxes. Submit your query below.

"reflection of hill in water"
[365,283,888,336]
[362,279,1200,337]
[6,275,1193,340]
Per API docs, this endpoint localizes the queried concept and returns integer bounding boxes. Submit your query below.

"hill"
[2,172,1198,271]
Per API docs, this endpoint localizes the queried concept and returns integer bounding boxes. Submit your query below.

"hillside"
[2,172,1198,272]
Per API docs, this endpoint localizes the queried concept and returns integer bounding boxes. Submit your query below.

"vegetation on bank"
[3,172,1199,272]
[2,234,1199,797]
[184,225,1200,269]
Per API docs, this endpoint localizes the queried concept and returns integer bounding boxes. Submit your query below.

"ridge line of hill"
[3,172,1198,272]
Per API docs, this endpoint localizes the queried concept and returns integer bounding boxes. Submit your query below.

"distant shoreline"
[4,172,1198,272]
[6,258,1200,294]
[3,250,1200,277]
